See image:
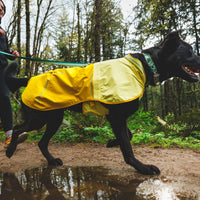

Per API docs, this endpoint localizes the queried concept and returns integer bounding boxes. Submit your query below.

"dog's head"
[143,31,200,83]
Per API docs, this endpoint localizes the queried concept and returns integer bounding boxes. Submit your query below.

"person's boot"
[4,130,28,149]
[4,130,12,149]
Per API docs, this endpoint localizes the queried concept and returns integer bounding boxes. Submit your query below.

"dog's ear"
[165,31,180,40]
[159,31,180,57]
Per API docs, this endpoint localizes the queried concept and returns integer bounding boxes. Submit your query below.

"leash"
[0,50,88,67]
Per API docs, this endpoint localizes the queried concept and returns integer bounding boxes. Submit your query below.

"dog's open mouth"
[182,64,200,79]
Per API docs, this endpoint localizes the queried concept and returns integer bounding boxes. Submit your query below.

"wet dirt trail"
[0,141,200,199]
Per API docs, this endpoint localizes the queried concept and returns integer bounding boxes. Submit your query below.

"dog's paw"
[106,139,119,148]
[6,144,17,158]
[48,158,63,166]
[138,164,160,175]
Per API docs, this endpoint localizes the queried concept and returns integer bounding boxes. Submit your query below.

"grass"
[0,110,200,149]
[128,111,200,149]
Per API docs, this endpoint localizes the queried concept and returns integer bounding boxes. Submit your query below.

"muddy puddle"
[0,166,199,200]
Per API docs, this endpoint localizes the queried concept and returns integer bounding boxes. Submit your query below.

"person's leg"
[0,68,13,147]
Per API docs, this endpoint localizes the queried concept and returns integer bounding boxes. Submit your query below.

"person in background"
[0,0,27,148]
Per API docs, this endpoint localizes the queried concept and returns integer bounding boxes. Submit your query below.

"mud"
[0,141,200,199]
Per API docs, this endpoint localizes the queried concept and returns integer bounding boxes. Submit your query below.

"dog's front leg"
[107,115,160,175]
[106,128,132,148]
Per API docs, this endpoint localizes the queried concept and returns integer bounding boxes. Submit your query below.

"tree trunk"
[94,0,101,62]
[176,78,183,116]
[142,90,148,111]
[69,0,76,62]
[84,9,89,63]
[30,0,54,75]
[25,0,31,77]
[17,0,21,72]
[77,3,81,62]
[191,0,199,55]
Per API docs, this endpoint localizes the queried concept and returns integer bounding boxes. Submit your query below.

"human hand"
[0,29,5,36]
[12,50,19,57]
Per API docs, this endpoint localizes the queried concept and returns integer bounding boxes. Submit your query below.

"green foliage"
[0,131,4,140]
[51,124,114,144]
[52,126,78,142]
[128,111,200,149]
[132,132,152,144]
[27,131,44,142]
[50,110,200,149]
[51,110,112,143]
[2,95,200,150]
[83,126,114,143]
[128,110,159,132]
[12,101,20,113]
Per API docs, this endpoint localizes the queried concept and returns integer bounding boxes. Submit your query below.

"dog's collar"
[143,53,160,84]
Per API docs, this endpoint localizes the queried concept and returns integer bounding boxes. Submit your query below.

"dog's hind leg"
[5,62,29,93]
[38,109,64,166]
[107,114,160,175]
[6,118,46,158]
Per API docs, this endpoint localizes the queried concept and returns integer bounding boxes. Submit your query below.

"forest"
[2,0,200,146]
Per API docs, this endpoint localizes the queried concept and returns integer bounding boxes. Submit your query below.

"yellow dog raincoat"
[22,54,146,115]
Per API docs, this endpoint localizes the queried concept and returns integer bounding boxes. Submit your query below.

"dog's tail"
[5,62,29,93]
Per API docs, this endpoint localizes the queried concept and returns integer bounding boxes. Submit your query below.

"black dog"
[6,31,200,175]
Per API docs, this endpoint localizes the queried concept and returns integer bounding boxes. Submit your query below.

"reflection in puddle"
[0,167,139,200]
[136,178,179,200]
[0,166,199,200]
